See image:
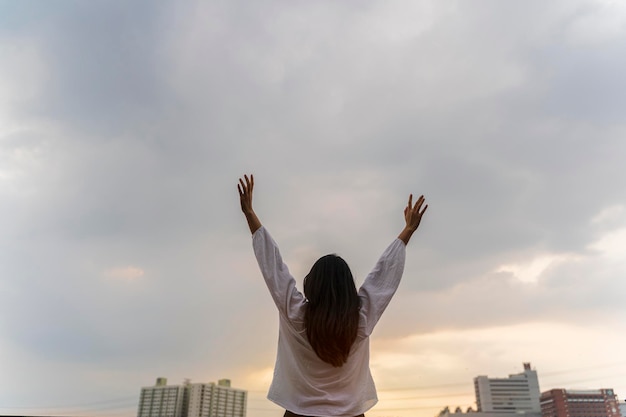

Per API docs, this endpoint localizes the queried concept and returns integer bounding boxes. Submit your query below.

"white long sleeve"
[252,226,407,417]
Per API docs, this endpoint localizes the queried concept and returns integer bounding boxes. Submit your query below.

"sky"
[1,1,625,416]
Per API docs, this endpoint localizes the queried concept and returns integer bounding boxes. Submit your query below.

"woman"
[238,174,427,417]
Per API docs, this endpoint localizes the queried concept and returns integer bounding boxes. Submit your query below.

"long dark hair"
[303,254,360,367]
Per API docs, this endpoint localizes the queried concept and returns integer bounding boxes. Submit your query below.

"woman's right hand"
[238,174,262,234]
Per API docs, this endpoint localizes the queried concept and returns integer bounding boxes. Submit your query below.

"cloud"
[104,266,145,280]
[564,0,626,46]
[495,253,577,284]
[588,226,626,259]
[591,204,625,225]
[1,1,626,416]
[371,320,626,390]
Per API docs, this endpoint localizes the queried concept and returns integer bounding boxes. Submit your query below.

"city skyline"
[1,1,626,417]
[31,364,620,417]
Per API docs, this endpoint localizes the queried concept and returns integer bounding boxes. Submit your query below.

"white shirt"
[252,226,406,417]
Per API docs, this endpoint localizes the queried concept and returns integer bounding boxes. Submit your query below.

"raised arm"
[238,174,262,234]
[398,194,428,245]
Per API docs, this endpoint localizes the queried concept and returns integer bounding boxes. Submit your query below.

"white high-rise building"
[138,378,185,417]
[137,377,247,417]
[185,379,247,417]
[474,363,541,414]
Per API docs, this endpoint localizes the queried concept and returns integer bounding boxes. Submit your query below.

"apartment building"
[137,377,247,417]
[474,363,541,413]
[540,388,622,417]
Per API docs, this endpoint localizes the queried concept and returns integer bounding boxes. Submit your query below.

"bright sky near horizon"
[1,1,626,417]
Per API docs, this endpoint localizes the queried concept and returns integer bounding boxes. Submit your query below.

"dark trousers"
[284,411,364,417]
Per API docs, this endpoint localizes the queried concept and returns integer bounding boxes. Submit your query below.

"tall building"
[137,377,247,417]
[540,388,622,417]
[185,379,247,417]
[474,363,541,414]
[138,377,185,417]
